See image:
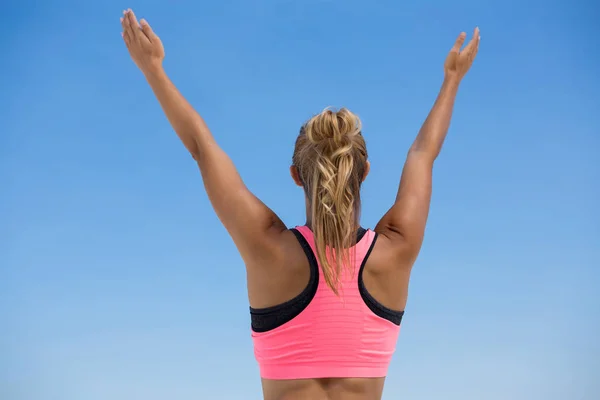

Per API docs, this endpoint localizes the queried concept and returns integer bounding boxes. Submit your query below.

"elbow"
[189,146,201,162]
[407,146,438,164]
[410,133,443,161]
[187,135,206,162]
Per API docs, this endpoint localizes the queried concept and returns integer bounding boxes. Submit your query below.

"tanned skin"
[120,9,479,400]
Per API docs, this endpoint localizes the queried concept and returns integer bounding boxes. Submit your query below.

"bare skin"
[120,9,479,400]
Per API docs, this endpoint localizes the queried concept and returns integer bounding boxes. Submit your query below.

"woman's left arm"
[121,10,286,261]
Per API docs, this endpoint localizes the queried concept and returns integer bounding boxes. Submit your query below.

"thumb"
[140,19,158,42]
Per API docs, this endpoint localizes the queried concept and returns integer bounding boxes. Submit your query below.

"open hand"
[444,27,480,81]
[121,9,164,74]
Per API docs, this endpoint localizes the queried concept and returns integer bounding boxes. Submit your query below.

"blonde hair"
[292,107,368,295]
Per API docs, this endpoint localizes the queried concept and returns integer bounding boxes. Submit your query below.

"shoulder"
[243,225,304,269]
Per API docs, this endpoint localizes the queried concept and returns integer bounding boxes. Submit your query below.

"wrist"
[142,62,166,81]
[442,74,461,90]
[441,75,461,93]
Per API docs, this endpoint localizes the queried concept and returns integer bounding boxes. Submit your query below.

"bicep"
[375,150,434,258]
[196,144,286,260]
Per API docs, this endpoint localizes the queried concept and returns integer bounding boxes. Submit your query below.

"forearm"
[410,77,460,160]
[143,66,215,159]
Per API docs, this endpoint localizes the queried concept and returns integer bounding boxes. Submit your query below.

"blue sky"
[1,0,598,399]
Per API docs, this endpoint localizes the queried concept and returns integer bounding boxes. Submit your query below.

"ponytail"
[292,108,368,294]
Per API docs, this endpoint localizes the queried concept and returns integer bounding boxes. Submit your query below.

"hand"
[120,9,165,75]
[444,27,480,82]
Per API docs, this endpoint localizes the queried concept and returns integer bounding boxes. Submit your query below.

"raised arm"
[120,10,286,262]
[376,28,480,264]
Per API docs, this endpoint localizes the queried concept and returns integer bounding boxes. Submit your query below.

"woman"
[120,9,479,400]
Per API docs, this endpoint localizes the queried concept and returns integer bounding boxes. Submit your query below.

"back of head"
[292,107,368,294]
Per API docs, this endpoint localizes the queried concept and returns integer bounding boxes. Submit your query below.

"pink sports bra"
[250,226,404,380]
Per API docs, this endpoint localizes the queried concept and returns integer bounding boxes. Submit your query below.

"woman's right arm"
[376,28,480,265]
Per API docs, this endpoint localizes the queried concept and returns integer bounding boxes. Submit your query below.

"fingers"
[125,9,138,37]
[123,9,143,41]
[451,32,467,53]
[121,8,153,50]
[127,9,141,32]
[120,14,132,47]
[462,27,480,56]
[139,19,158,42]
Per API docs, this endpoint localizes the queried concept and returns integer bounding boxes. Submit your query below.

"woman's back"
[250,226,409,400]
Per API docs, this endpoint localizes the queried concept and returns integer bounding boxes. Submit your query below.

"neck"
[304,196,361,232]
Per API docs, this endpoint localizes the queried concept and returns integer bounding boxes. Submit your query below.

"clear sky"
[1,0,598,399]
